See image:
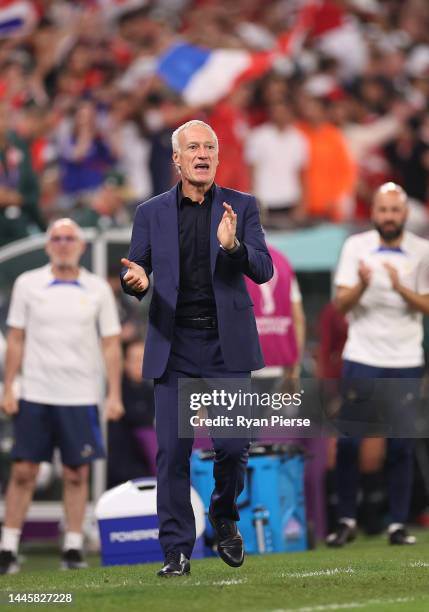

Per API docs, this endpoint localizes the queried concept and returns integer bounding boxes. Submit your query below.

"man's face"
[268,102,292,126]
[45,223,85,269]
[372,191,408,242]
[172,125,218,188]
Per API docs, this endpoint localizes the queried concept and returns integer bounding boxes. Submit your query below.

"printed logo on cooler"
[109,529,159,543]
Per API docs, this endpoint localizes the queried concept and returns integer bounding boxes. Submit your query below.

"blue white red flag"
[156,1,318,106]
[0,0,37,39]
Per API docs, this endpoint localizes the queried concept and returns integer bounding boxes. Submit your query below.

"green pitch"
[2,531,429,612]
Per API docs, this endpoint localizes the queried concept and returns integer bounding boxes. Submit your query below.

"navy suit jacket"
[121,183,273,379]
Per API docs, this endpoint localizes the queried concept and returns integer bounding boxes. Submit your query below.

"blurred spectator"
[317,302,386,536]
[246,100,308,226]
[297,92,357,222]
[56,99,117,208]
[106,92,153,203]
[0,101,44,246]
[317,301,348,380]
[329,95,412,218]
[14,105,56,175]
[70,172,133,230]
[108,339,156,487]
[58,42,103,100]
[249,72,290,127]
[107,265,145,344]
[144,88,197,195]
[124,339,156,475]
[246,244,305,382]
[385,115,429,206]
[207,83,252,193]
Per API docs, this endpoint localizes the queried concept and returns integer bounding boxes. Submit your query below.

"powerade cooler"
[191,443,307,554]
[95,477,205,565]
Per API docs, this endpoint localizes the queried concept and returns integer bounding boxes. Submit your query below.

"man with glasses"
[0,218,123,574]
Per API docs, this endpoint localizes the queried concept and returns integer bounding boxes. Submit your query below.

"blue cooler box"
[191,444,307,554]
[95,477,205,565]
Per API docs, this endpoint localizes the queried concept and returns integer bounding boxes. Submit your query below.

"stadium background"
[0,0,429,607]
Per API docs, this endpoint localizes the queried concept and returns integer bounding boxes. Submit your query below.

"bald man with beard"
[327,183,429,548]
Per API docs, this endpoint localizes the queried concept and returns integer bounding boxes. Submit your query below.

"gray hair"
[171,120,218,153]
[46,218,84,241]
[374,182,407,204]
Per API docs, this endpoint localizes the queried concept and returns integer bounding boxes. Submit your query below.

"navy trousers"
[154,325,250,558]
[336,360,422,524]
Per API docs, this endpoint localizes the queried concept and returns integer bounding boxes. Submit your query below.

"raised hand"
[217,202,237,250]
[121,258,149,293]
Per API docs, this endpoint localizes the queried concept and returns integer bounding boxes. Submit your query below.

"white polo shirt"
[335,230,429,368]
[245,123,308,208]
[7,265,121,405]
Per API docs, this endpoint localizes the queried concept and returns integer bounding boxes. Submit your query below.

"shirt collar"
[178,182,215,208]
[44,264,85,287]
[375,245,405,254]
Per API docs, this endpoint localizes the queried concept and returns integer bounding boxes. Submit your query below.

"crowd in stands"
[0,0,428,245]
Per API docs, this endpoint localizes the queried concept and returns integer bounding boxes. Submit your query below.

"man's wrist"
[106,390,121,401]
[221,237,240,253]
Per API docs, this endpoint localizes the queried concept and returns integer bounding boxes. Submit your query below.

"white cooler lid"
[95,478,205,537]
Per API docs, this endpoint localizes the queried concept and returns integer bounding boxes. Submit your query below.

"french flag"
[157,2,318,106]
[0,0,37,39]
[157,44,275,106]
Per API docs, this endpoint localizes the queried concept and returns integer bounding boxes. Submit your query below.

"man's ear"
[172,151,180,168]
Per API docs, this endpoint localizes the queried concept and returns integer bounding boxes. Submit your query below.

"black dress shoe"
[208,513,244,568]
[325,521,357,547]
[389,527,416,545]
[157,552,190,577]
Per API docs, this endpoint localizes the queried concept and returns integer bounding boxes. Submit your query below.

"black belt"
[175,316,218,330]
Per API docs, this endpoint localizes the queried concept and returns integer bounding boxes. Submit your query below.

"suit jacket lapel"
[157,185,180,285]
[210,184,224,276]
[157,183,222,283]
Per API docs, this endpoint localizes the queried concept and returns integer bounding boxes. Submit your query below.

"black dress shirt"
[175,184,248,319]
[176,184,216,318]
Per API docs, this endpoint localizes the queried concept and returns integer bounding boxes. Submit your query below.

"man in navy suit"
[121,120,273,577]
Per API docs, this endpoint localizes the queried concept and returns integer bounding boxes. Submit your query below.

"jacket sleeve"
[120,204,152,301]
[220,196,273,285]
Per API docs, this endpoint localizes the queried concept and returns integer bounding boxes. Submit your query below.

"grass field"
[1,531,429,612]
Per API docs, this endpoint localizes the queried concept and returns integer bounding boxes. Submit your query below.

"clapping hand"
[383,261,400,291]
[358,260,371,287]
[217,202,237,250]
